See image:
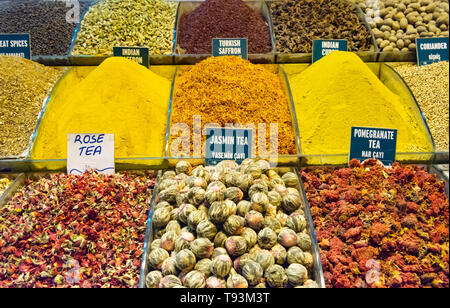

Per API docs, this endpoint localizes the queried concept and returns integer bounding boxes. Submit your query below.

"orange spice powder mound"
[169,56,297,157]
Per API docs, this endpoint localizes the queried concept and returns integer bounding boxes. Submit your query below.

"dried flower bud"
[226,272,249,288]
[297,233,312,252]
[160,231,178,252]
[241,227,258,248]
[273,184,287,195]
[187,210,209,229]
[269,177,285,190]
[278,228,298,248]
[255,249,275,271]
[286,246,304,265]
[148,248,170,270]
[270,244,287,265]
[286,213,307,233]
[286,263,308,287]
[176,161,192,175]
[253,282,267,288]
[158,185,179,203]
[195,258,212,277]
[236,200,252,217]
[192,166,211,181]
[233,253,252,273]
[212,247,228,259]
[242,260,263,286]
[265,264,288,288]
[190,238,214,259]
[188,187,206,205]
[225,236,247,256]
[175,232,195,252]
[184,270,207,288]
[244,162,262,179]
[267,191,282,208]
[245,210,264,230]
[206,276,226,288]
[211,254,232,278]
[146,270,163,288]
[225,187,244,203]
[281,172,299,187]
[277,212,289,227]
[209,201,230,223]
[166,221,181,235]
[175,249,196,273]
[224,215,245,235]
[213,231,228,248]
[251,192,269,213]
[153,207,171,228]
[177,203,196,224]
[159,275,182,288]
[257,227,277,250]
[155,201,172,210]
[196,220,218,240]
[150,239,162,251]
[206,181,226,204]
[236,173,252,192]
[263,216,282,233]
[282,193,302,213]
[162,257,179,276]
[248,183,268,199]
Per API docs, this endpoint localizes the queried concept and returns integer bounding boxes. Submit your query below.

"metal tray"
[272,0,379,63]
[283,62,439,166]
[173,0,276,65]
[165,64,301,167]
[0,173,21,204]
[139,166,325,288]
[68,0,177,66]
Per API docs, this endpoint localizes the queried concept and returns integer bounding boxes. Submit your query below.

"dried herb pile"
[72,0,177,56]
[177,0,272,54]
[170,56,296,156]
[0,178,11,196]
[301,159,449,288]
[0,56,63,158]
[0,171,156,288]
[146,160,318,288]
[270,0,374,53]
[353,0,449,52]
[393,61,449,152]
[0,0,91,55]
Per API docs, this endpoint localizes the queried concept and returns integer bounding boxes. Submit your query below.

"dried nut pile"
[72,0,177,56]
[301,159,449,288]
[0,0,91,55]
[0,56,63,158]
[353,0,449,52]
[0,171,156,288]
[394,61,449,152]
[0,178,11,196]
[146,159,319,289]
[270,0,374,53]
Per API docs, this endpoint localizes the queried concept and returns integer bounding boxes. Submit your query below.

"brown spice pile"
[169,56,296,156]
[270,0,374,53]
[0,56,63,158]
[177,0,272,54]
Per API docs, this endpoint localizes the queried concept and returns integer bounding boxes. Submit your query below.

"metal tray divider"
[0,173,25,208]
[139,170,163,288]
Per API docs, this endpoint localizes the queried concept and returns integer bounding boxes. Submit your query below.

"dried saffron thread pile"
[0,171,155,288]
[301,159,449,288]
[177,0,272,54]
[170,56,297,156]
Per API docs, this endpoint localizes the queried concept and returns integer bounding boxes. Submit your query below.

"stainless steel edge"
[0,173,25,208]
[139,170,163,288]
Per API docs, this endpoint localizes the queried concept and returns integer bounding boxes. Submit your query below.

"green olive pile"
[353,0,449,52]
[145,159,319,288]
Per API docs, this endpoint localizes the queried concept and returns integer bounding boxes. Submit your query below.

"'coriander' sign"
[67,134,115,175]
[113,46,149,67]
[416,37,449,66]
[212,38,248,60]
[312,39,348,63]
[206,128,252,166]
[0,33,31,59]
[349,127,397,166]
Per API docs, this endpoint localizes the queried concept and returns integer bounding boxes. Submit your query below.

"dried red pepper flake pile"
[300,159,449,288]
[0,171,156,288]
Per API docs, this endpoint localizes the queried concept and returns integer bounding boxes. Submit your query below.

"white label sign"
[67,134,115,175]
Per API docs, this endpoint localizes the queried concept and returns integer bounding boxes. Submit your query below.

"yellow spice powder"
[288,51,433,162]
[31,57,172,160]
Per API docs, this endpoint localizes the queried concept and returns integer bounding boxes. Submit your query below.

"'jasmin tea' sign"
[206,128,252,166]
[67,134,115,175]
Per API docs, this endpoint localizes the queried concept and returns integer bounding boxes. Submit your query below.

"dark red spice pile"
[177,0,272,54]
[0,171,156,288]
[300,159,449,288]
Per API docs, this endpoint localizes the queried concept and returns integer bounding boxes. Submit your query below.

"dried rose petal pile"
[0,171,155,288]
[301,159,449,288]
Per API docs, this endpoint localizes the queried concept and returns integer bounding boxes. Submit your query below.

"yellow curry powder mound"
[288,51,433,158]
[31,57,171,159]
[170,56,297,156]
